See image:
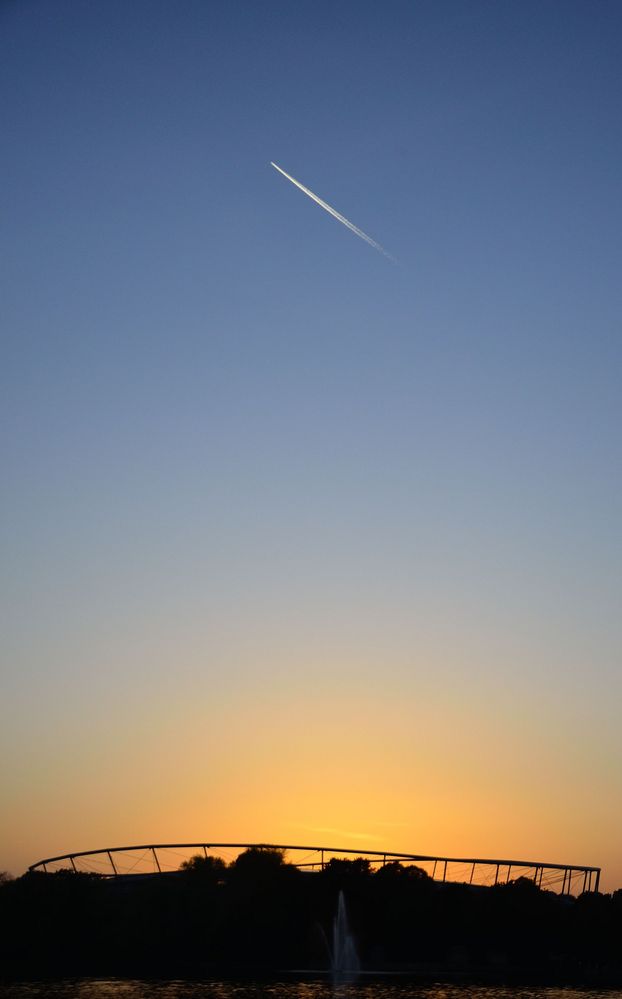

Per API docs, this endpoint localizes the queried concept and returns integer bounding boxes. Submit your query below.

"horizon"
[24,840,604,897]
[7,834,618,895]
[2,1,621,893]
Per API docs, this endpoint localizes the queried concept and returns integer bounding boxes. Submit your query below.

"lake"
[1,983,622,999]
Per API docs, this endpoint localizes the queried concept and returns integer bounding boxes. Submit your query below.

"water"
[1,983,622,999]
[332,891,360,976]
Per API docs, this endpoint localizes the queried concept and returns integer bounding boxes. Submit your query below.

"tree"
[376,860,429,881]
[232,847,286,876]
[180,854,227,880]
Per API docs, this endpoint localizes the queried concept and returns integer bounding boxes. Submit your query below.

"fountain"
[331,890,360,976]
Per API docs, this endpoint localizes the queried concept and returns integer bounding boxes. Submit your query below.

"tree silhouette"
[180,854,227,880]
[2,854,622,980]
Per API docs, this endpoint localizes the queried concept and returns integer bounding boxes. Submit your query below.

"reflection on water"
[1,984,622,999]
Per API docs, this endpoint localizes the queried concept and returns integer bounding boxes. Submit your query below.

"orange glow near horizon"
[6,667,621,892]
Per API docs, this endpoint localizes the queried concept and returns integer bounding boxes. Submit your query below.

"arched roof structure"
[28,842,601,895]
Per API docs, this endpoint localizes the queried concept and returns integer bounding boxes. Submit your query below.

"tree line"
[1,848,621,982]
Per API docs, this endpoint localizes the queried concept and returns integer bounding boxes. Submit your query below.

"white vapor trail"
[270,161,394,260]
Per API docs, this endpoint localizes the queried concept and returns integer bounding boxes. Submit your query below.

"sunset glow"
[2,0,621,899]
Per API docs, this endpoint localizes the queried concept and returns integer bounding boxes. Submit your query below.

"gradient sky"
[2,0,621,889]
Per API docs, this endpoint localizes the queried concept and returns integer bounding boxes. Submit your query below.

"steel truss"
[28,842,601,894]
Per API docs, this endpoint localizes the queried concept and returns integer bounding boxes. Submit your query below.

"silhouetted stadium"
[28,842,601,894]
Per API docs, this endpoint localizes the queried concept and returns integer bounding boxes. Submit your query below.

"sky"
[1,0,621,890]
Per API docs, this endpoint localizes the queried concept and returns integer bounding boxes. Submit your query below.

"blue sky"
[2,0,622,884]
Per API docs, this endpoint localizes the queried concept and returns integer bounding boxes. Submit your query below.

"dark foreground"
[2,850,622,984]
[2,983,622,999]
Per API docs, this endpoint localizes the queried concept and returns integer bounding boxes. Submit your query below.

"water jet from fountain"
[331,890,360,977]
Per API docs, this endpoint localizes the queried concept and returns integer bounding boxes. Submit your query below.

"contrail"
[270,161,394,260]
